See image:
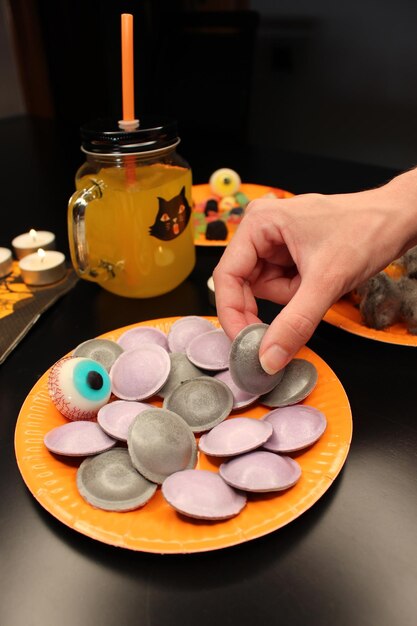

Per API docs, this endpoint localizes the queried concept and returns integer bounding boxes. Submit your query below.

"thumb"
[259,282,335,374]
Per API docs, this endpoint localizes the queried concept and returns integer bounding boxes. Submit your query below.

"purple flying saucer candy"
[77,448,157,512]
[97,400,151,441]
[262,405,327,453]
[186,329,231,370]
[261,358,318,408]
[117,326,169,351]
[161,469,247,520]
[157,353,204,398]
[229,323,285,395]
[167,316,216,353]
[214,369,260,409]
[163,376,233,432]
[44,420,116,456]
[199,417,273,457]
[73,338,123,371]
[127,408,198,484]
[110,345,171,400]
[219,450,301,492]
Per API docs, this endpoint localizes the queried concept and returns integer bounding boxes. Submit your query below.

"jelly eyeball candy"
[48,357,112,421]
[209,168,241,197]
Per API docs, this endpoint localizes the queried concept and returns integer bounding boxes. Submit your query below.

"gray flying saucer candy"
[117,326,169,351]
[157,353,204,398]
[163,376,233,432]
[261,358,318,407]
[127,408,198,484]
[229,323,285,395]
[262,405,327,452]
[214,369,260,410]
[161,469,247,520]
[73,339,123,371]
[199,417,273,457]
[219,450,302,492]
[186,329,231,370]
[110,345,171,400]
[77,448,157,511]
[167,316,216,353]
[44,420,117,456]
[97,400,151,441]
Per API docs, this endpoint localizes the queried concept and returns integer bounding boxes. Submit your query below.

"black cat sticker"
[149,186,191,241]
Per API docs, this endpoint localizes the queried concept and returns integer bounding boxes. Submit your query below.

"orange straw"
[120,13,137,184]
[121,13,135,123]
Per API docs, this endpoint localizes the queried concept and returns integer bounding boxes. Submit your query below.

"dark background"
[8,0,417,173]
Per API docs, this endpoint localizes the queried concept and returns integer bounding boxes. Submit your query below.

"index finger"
[213,223,262,338]
[213,267,261,339]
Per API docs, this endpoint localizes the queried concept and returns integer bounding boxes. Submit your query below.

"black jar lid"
[80,116,179,154]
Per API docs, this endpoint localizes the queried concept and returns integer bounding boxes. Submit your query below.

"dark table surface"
[1,116,416,626]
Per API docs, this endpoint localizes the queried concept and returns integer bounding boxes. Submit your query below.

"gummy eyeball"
[209,168,241,197]
[48,357,112,421]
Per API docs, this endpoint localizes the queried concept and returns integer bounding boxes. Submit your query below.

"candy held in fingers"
[229,323,285,395]
[219,451,301,492]
[77,448,157,512]
[48,357,112,420]
[162,469,247,520]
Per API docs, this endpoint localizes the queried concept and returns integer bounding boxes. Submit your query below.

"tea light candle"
[12,229,55,259]
[0,247,13,278]
[19,249,66,286]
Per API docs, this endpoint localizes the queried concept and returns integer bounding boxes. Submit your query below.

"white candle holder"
[19,249,66,286]
[0,247,13,278]
[12,229,56,260]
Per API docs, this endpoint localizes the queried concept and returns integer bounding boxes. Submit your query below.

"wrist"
[372,168,417,254]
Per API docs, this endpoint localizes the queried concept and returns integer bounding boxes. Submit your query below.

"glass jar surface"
[68,118,195,298]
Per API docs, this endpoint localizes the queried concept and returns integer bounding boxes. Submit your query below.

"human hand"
[213,178,417,374]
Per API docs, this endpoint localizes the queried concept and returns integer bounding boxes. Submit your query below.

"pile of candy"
[44,317,326,521]
[193,168,286,241]
[350,246,417,333]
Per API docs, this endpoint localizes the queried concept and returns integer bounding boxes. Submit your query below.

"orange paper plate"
[15,317,352,553]
[192,183,294,246]
[324,299,417,346]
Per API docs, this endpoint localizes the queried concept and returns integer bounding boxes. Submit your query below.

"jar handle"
[68,180,103,276]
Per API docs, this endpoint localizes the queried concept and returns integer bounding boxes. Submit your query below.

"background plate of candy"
[324,260,417,346]
[192,168,294,246]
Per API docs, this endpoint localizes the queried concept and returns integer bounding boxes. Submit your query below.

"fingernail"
[260,344,288,375]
